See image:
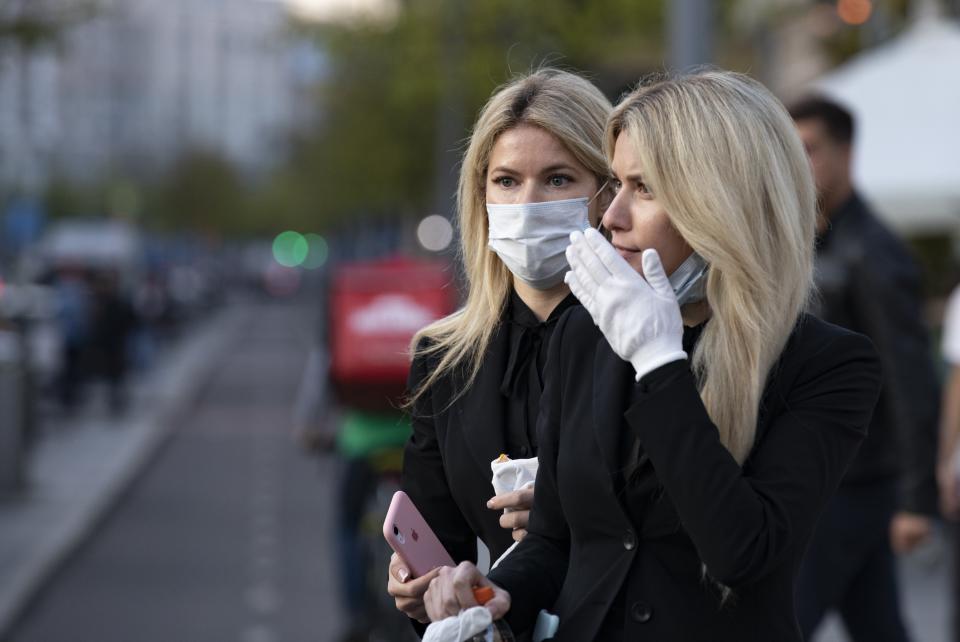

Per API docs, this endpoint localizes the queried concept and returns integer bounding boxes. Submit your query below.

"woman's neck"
[681,300,711,327]
[512,278,570,322]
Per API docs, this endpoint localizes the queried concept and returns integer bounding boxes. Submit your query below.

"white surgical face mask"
[669,251,709,306]
[487,196,590,290]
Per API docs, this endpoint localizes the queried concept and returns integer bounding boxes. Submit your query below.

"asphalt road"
[10,300,348,642]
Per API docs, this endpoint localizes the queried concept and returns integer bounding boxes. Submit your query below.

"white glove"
[564,228,687,381]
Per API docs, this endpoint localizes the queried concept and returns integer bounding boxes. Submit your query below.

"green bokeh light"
[272,231,308,267]
[302,234,329,270]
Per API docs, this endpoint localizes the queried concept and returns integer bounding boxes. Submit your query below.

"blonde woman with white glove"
[422,70,883,641]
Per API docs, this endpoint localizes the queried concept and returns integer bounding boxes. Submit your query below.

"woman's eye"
[611,179,623,194]
[636,181,651,195]
[548,174,572,187]
[494,176,515,188]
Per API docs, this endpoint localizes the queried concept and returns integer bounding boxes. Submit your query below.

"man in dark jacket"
[791,96,940,641]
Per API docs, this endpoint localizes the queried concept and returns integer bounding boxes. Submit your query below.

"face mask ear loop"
[589,180,610,233]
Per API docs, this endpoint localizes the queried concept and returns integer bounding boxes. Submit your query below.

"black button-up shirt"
[500,290,578,459]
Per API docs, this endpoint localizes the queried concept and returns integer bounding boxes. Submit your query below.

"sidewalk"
[0,303,249,639]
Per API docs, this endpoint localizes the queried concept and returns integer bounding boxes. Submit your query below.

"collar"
[682,321,706,354]
[817,191,864,250]
[508,289,578,328]
[500,291,578,398]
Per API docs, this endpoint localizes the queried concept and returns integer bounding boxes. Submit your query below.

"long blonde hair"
[409,68,612,405]
[607,71,817,464]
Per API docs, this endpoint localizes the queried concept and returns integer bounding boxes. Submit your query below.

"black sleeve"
[487,315,571,634]
[849,246,941,515]
[401,348,477,568]
[626,332,881,588]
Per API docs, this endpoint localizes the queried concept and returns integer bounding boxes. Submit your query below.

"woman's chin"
[616,248,644,274]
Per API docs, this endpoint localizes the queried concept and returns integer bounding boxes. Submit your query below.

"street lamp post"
[668,0,714,73]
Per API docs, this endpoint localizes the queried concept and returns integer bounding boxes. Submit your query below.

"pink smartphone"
[383,490,455,578]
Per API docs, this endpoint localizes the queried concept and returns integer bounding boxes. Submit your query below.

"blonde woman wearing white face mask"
[387,68,612,626]
[422,71,883,641]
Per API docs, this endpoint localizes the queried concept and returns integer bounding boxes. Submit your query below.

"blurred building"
[0,0,321,191]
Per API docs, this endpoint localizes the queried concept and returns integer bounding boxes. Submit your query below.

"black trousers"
[796,480,910,641]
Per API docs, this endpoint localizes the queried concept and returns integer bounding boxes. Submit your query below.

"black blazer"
[488,307,882,641]
[402,321,519,569]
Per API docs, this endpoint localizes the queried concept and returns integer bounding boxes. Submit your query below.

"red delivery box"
[330,257,456,405]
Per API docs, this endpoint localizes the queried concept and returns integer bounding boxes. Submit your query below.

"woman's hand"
[424,561,511,622]
[487,487,534,541]
[387,553,442,623]
[565,228,687,380]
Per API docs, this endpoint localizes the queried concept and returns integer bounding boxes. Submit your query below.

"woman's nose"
[518,184,545,204]
[601,191,630,231]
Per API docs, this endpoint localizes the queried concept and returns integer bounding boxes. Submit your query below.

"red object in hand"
[473,586,495,605]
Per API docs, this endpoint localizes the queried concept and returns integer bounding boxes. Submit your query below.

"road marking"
[245,583,282,614]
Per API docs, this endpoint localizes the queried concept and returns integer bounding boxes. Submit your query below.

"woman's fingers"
[476,578,512,621]
[511,528,528,542]
[389,552,409,584]
[395,596,430,623]
[388,565,440,599]
[422,564,513,623]
[424,562,485,621]
[451,562,480,611]
[498,509,529,531]
[486,487,534,512]
[490,488,533,536]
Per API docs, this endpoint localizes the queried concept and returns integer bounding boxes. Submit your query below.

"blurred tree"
[146,150,251,236]
[272,0,667,234]
[0,0,98,49]
[43,177,106,219]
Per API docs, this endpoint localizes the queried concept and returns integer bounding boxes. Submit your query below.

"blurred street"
[5,299,344,642]
[0,1,957,640]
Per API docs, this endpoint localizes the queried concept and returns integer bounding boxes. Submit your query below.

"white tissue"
[422,606,494,642]
[490,456,539,569]
[490,456,539,500]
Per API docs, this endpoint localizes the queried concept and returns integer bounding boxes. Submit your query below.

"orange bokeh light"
[837,0,873,25]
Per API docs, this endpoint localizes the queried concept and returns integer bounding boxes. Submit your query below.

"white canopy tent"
[815,9,960,235]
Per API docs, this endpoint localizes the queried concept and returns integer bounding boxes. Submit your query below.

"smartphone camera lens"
[393,524,399,536]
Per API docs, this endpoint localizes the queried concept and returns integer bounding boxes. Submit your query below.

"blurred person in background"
[790,96,940,641]
[937,283,960,641]
[53,267,92,411]
[295,257,451,642]
[131,271,171,370]
[89,271,138,415]
[389,68,612,629]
